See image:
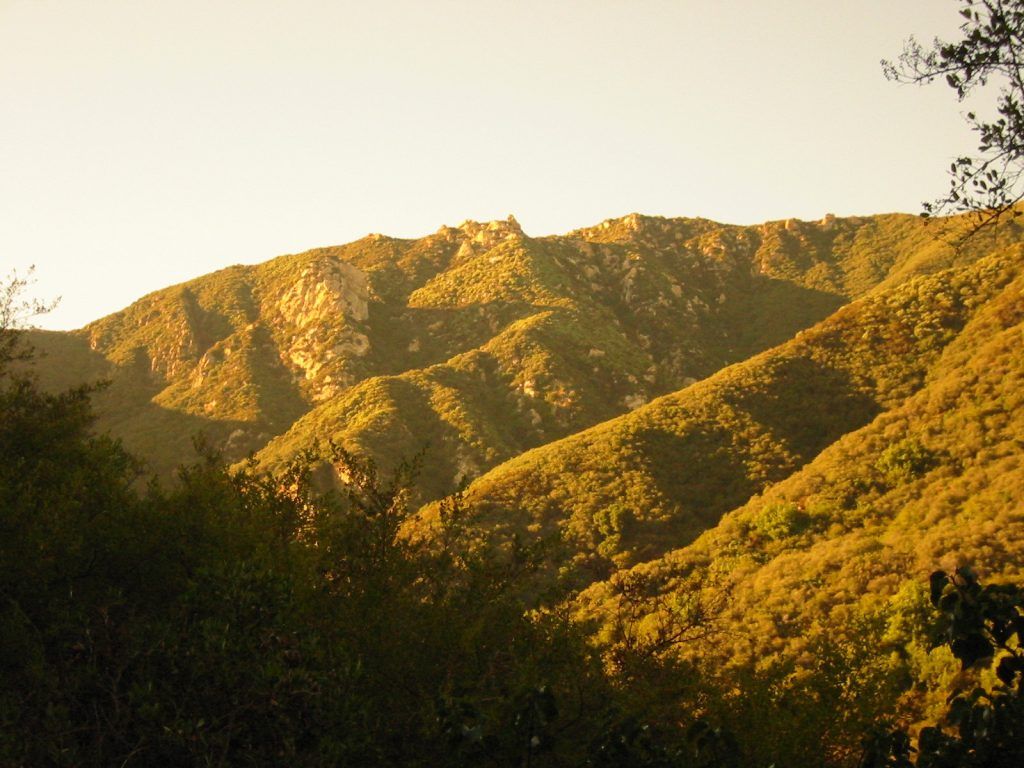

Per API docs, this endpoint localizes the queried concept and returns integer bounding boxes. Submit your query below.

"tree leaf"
[951,633,993,669]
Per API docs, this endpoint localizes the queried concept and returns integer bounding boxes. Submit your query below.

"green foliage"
[751,501,812,541]
[0,265,56,375]
[885,0,1024,227]
[594,503,636,559]
[0,341,693,766]
[875,440,937,484]
[862,568,1024,768]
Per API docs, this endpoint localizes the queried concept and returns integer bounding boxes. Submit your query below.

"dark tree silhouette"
[884,0,1024,230]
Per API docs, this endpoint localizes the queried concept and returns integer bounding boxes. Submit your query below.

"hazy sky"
[1,1,979,329]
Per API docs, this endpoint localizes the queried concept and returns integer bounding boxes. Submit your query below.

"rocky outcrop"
[279,260,369,327]
[274,259,371,399]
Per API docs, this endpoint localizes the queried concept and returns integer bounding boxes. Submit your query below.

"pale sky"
[1,1,980,329]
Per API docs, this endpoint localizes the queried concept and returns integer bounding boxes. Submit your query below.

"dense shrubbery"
[451,247,1018,593]
[0,365,623,764]
[2,313,724,765]
[862,567,1024,767]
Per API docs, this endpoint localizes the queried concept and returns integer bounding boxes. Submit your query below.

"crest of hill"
[23,210,1021,489]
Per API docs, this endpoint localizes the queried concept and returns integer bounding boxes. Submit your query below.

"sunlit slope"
[25,210,1022,484]
[253,213,1013,501]
[250,227,834,498]
[425,244,1021,586]
[28,230,469,475]
[572,246,1024,672]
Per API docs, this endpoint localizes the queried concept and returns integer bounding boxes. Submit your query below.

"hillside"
[412,239,1022,584]
[15,209,1024,766]
[573,241,1024,641]
[548,244,1024,753]
[25,211,1020,498]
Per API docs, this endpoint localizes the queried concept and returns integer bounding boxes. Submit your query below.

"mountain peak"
[453,214,523,236]
[432,215,525,253]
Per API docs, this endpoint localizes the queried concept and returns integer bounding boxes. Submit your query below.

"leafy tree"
[875,439,937,484]
[860,568,1024,767]
[884,0,1024,228]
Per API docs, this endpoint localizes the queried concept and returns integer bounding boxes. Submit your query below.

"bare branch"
[0,265,59,374]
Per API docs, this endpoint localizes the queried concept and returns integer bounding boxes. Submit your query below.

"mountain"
[21,208,1024,762]
[411,227,1019,579]
[386,223,1024,756]
[25,211,1018,502]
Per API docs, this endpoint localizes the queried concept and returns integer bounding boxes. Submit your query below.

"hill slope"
[416,242,1021,585]
[16,210,1024,767]
[573,244,1024,649]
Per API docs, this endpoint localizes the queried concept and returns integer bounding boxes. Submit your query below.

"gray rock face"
[279,260,369,327]
[276,259,371,399]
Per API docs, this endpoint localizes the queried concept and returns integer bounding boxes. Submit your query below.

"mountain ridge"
[13,208,1024,767]
[24,210,1021,501]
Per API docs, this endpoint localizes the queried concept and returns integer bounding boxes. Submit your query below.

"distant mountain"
[27,211,1018,504]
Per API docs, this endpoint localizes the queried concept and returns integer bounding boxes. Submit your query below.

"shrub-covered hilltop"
[8,210,1024,765]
